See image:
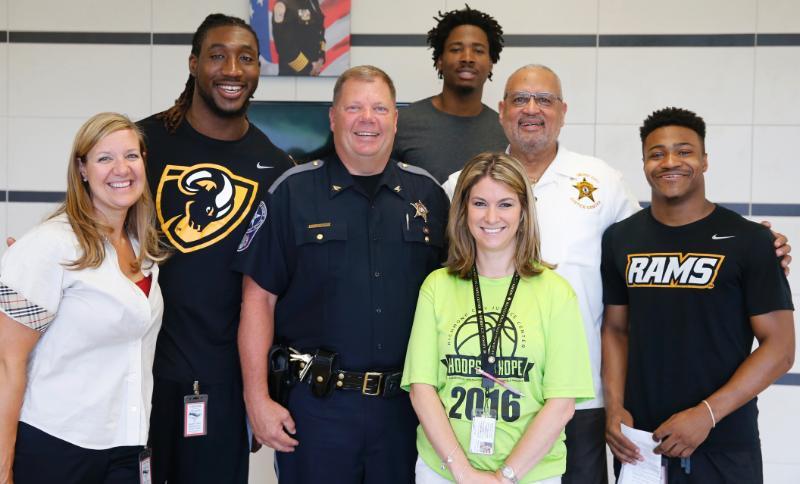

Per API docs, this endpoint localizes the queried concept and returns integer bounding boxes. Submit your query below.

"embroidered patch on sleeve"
[0,283,55,332]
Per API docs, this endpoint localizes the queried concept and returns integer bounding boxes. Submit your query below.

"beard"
[194,81,254,119]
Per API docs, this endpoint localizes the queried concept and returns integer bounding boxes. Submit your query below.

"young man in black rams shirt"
[139,14,293,484]
[601,107,795,483]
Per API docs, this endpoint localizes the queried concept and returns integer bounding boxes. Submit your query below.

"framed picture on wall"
[249,0,351,77]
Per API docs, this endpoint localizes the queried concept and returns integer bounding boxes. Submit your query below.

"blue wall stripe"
[600,34,755,47]
[9,31,150,45]
[350,34,425,47]
[751,204,800,217]
[4,31,800,48]
[498,34,596,48]
[8,191,66,203]
[757,33,800,46]
[775,373,800,386]
[153,33,193,45]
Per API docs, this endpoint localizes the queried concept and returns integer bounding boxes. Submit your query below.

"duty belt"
[289,347,403,398]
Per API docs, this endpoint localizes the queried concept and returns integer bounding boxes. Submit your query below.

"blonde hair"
[446,151,552,278]
[51,112,169,271]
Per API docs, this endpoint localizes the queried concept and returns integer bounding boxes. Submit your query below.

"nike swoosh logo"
[712,234,735,240]
[256,162,274,169]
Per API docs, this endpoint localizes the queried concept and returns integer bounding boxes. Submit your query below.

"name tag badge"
[138,448,152,484]
[469,408,497,455]
[183,394,208,437]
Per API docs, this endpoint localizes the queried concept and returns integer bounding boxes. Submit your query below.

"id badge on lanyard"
[138,448,153,484]
[469,407,498,455]
[468,267,520,456]
[184,380,208,438]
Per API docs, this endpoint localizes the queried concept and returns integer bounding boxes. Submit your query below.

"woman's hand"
[456,468,502,484]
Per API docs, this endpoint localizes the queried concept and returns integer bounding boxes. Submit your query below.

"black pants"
[659,450,763,484]
[275,383,418,484]
[562,407,608,484]
[147,377,249,484]
[13,422,143,484]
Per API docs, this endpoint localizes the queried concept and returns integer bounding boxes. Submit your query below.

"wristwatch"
[500,464,519,484]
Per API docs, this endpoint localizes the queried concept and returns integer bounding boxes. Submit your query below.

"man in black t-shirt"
[601,107,795,483]
[139,14,293,484]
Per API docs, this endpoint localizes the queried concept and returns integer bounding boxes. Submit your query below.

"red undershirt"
[135,274,152,297]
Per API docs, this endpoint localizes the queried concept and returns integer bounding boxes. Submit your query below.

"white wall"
[1,0,798,482]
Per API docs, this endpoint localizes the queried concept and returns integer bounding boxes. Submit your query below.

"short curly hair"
[427,5,504,77]
[640,107,706,149]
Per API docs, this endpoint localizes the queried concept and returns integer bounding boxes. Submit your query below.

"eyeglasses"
[505,91,562,108]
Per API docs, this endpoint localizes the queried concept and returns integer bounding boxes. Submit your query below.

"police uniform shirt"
[139,115,293,384]
[233,154,448,371]
[601,206,794,451]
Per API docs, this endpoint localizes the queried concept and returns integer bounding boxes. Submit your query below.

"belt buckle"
[362,372,383,396]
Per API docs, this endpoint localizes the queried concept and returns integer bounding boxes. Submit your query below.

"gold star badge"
[331,184,342,192]
[393,185,402,193]
[410,201,429,223]
[573,178,598,202]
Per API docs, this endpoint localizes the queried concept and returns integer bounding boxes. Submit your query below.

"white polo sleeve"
[0,219,73,332]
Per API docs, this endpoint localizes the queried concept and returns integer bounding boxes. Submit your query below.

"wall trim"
[2,31,800,48]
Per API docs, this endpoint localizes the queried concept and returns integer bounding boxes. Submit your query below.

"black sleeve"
[601,223,628,305]
[743,227,794,316]
[231,183,295,296]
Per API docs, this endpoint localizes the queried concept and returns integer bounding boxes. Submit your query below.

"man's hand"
[605,405,641,464]
[761,221,792,275]
[246,396,298,452]
[652,404,713,458]
[310,59,324,76]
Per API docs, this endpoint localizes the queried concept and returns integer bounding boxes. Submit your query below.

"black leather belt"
[332,370,403,397]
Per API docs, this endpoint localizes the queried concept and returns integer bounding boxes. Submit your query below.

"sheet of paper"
[617,424,663,484]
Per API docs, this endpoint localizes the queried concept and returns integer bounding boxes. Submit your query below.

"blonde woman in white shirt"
[0,112,168,484]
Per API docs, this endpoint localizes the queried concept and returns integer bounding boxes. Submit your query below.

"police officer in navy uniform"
[233,65,448,483]
[272,0,326,76]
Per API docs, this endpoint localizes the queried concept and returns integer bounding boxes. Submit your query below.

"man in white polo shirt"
[442,64,792,484]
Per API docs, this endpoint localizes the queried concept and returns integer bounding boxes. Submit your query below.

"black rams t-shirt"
[139,115,293,384]
[601,206,793,451]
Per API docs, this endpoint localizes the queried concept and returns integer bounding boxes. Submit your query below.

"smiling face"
[329,77,398,173]
[79,129,146,221]
[190,25,260,119]
[437,24,493,94]
[499,67,567,158]
[467,175,522,259]
[643,125,708,204]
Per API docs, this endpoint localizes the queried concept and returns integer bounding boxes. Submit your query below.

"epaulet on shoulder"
[268,159,325,194]
[396,161,440,186]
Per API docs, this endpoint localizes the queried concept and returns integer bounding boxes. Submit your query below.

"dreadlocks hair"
[640,107,707,151]
[157,13,260,134]
[427,4,504,81]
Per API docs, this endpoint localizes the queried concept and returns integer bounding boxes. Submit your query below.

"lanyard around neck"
[470,266,520,389]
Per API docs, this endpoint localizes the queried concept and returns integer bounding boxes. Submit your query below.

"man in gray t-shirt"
[392,6,506,182]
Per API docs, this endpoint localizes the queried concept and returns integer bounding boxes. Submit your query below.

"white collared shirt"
[443,145,640,409]
[0,214,163,449]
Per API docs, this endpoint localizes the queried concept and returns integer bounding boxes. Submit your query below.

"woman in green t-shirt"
[402,152,595,483]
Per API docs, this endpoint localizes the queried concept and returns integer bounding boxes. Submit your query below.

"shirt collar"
[506,142,573,185]
[326,155,406,200]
